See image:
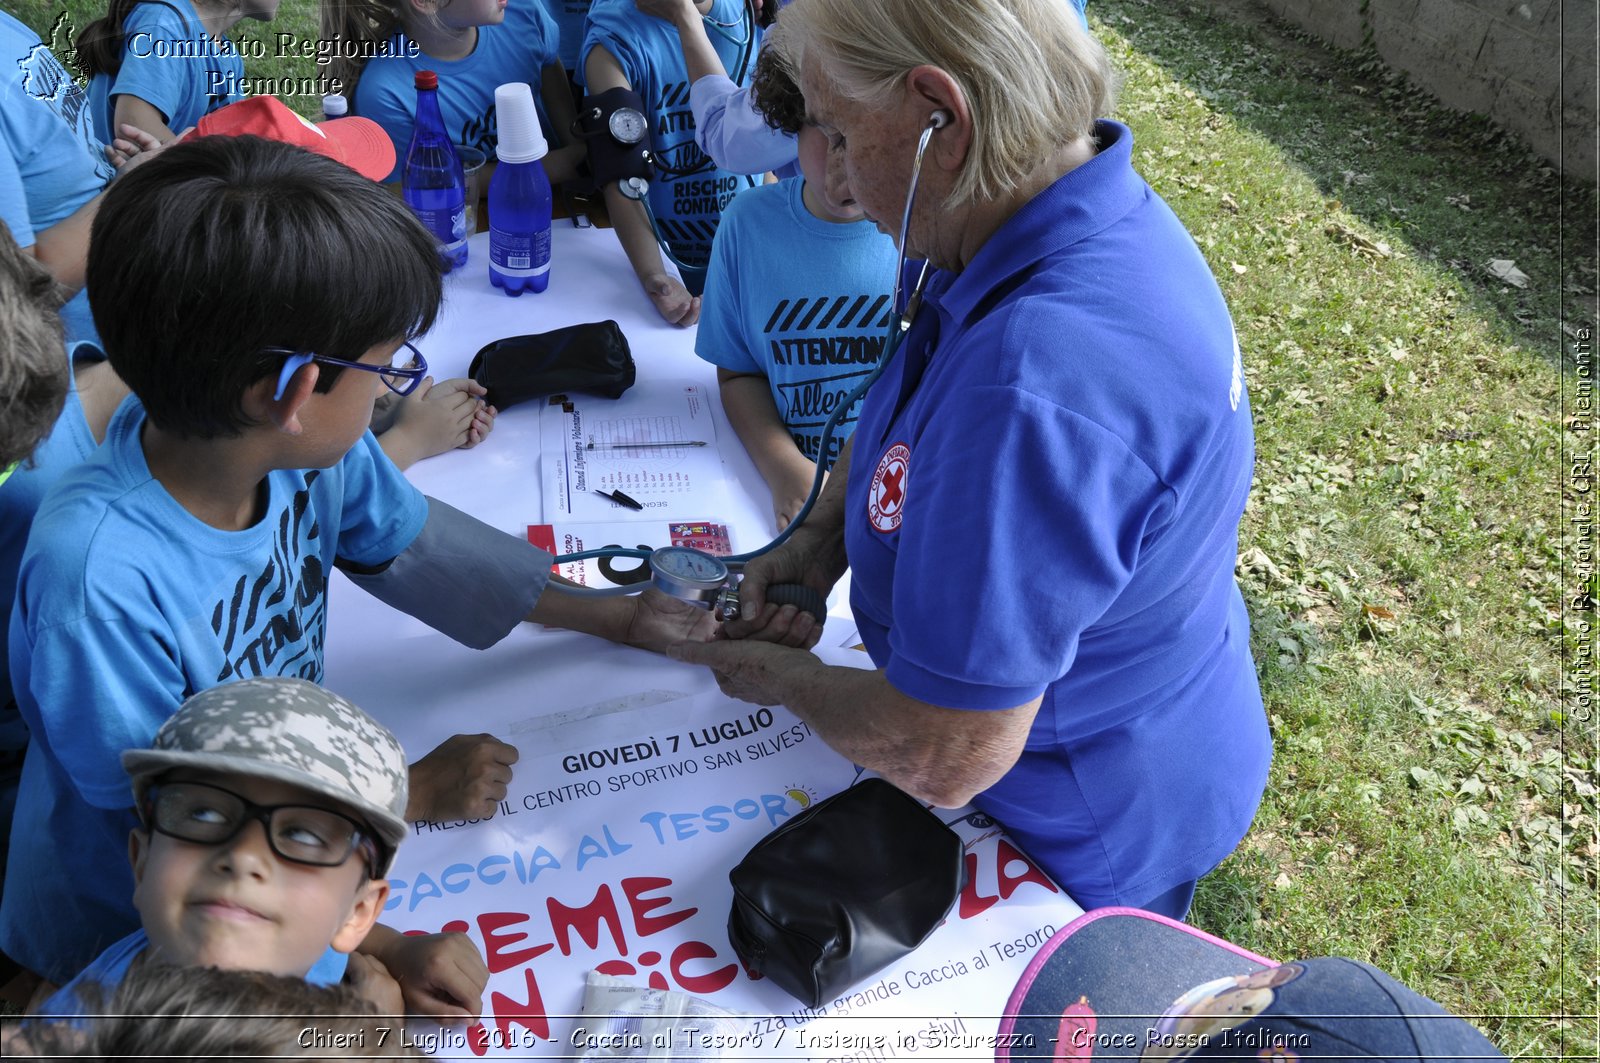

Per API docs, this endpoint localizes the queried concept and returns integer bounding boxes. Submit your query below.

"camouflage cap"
[121,678,410,864]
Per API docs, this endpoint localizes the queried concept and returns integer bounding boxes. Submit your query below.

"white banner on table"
[543,382,737,522]
[386,685,1081,1059]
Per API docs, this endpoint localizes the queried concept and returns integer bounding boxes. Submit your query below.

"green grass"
[1083,2,1596,1057]
[11,0,1599,1056]
[14,0,324,117]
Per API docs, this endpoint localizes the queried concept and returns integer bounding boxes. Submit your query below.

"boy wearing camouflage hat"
[39,677,447,1015]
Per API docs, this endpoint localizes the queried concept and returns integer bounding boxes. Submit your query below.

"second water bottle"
[402,70,468,272]
[488,82,552,295]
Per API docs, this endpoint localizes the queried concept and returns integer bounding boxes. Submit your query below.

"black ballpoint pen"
[595,489,644,511]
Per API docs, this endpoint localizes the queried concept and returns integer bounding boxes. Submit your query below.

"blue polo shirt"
[843,120,1270,909]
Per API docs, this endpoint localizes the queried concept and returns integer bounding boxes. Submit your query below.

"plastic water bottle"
[321,93,347,121]
[488,82,552,295]
[402,70,468,272]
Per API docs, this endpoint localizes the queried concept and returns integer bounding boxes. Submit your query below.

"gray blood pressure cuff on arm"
[337,497,551,649]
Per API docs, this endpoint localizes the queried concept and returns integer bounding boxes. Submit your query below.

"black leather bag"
[727,778,966,1008]
[467,319,636,410]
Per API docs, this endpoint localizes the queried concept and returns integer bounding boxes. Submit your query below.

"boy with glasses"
[185,95,498,472]
[3,134,717,994]
[39,678,428,1016]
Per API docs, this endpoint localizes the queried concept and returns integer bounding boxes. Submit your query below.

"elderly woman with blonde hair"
[670,0,1270,920]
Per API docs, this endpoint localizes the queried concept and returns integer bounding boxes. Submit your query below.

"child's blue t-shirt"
[39,930,349,1017]
[0,343,103,751]
[582,0,758,290]
[354,0,560,183]
[0,397,428,983]
[695,178,897,468]
[86,0,245,143]
[537,0,590,72]
[0,343,103,892]
[0,12,114,344]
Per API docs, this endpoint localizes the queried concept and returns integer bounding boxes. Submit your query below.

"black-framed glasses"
[142,781,382,876]
[266,341,429,401]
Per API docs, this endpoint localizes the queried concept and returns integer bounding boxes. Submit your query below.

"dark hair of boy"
[85,134,444,440]
[0,219,71,470]
[4,955,422,1059]
[748,46,805,137]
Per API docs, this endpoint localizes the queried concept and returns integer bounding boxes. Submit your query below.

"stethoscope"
[701,0,757,75]
[617,0,762,283]
[556,111,950,620]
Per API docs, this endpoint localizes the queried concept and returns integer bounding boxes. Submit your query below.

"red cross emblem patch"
[868,443,911,533]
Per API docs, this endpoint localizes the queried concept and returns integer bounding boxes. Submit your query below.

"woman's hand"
[720,527,844,649]
[668,637,817,706]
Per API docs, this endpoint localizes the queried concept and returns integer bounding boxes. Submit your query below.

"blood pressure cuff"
[467,320,635,411]
[338,497,551,649]
[577,87,654,188]
[727,778,966,1008]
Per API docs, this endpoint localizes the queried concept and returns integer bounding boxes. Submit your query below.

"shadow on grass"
[1183,586,1319,934]
[1095,0,1596,367]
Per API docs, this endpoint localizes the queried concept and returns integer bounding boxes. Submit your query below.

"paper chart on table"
[542,381,737,521]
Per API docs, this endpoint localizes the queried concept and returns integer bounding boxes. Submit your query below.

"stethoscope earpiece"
[928,110,952,130]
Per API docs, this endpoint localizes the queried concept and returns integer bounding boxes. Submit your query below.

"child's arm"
[636,0,724,82]
[529,582,719,651]
[12,196,96,292]
[374,377,496,471]
[717,368,819,532]
[539,61,586,185]
[342,484,719,654]
[97,4,212,145]
[583,45,700,326]
[357,925,487,1025]
[639,0,797,175]
[4,124,165,293]
[339,425,721,664]
[111,93,178,143]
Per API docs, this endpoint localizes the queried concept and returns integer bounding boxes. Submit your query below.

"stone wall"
[1254,0,1595,177]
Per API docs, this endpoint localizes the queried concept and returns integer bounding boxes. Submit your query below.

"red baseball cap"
[193,96,395,182]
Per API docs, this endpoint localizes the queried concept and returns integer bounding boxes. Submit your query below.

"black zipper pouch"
[467,319,636,410]
[727,777,966,1008]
